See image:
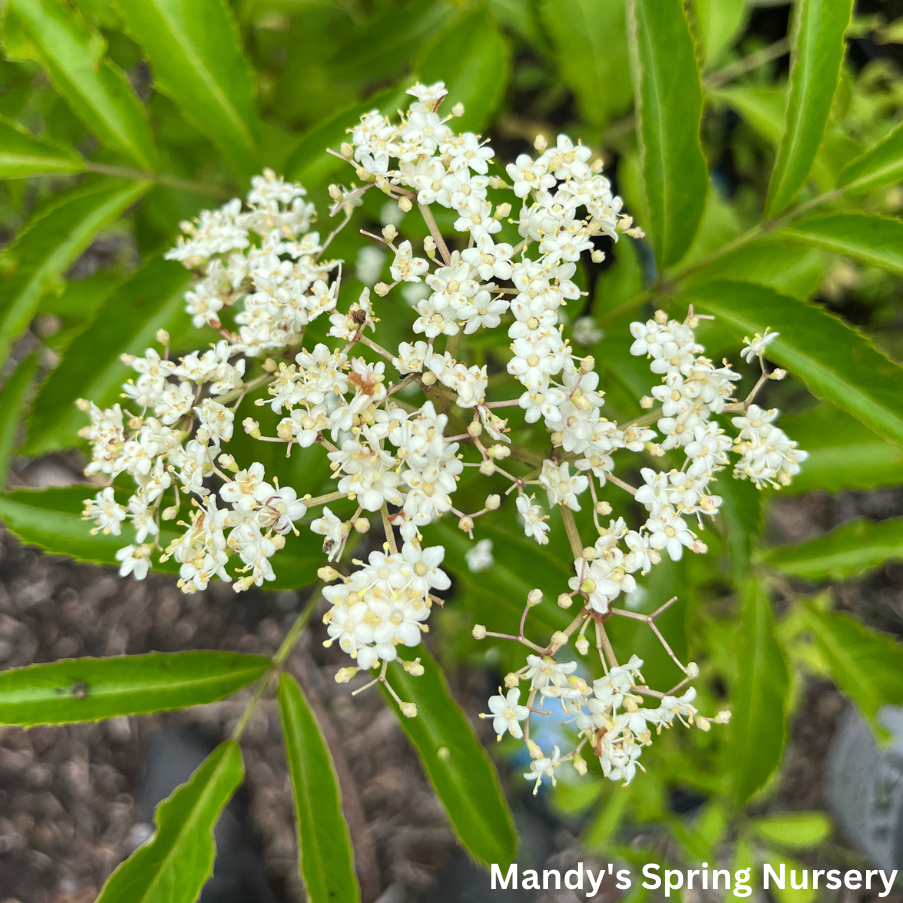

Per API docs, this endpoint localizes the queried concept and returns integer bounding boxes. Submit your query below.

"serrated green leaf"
[416,9,511,135]
[750,812,831,850]
[3,0,157,169]
[627,0,708,269]
[0,179,150,366]
[96,740,243,903]
[0,486,321,590]
[728,580,789,804]
[692,0,747,67]
[0,114,85,177]
[0,352,39,485]
[779,212,903,275]
[278,674,360,903]
[685,280,903,447]
[0,651,269,726]
[540,0,633,131]
[765,0,853,216]
[778,405,903,494]
[838,120,903,195]
[24,258,191,456]
[801,605,903,724]
[762,517,903,582]
[382,646,516,868]
[115,0,262,179]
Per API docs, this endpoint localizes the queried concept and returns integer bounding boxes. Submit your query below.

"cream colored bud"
[340,142,353,158]
[120,353,136,366]
[262,357,277,372]
[421,370,437,386]
[406,660,425,676]
[218,453,238,472]
[576,636,590,656]
[402,702,418,718]
[353,517,370,533]
[640,395,655,409]
[317,566,339,582]
[479,460,495,476]
[495,202,512,219]
[595,501,612,515]
[458,515,474,532]
[648,443,666,457]
[472,624,487,640]
[654,309,668,324]
[504,672,519,688]
[591,249,605,263]
[374,282,390,296]
[155,329,170,345]
[162,506,179,521]
[398,196,413,213]
[581,355,595,372]
[335,667,357,683]
[695,716,711,732]
[550,430,564,446]
[528,588,543,606]
[572,755,587,776]
[451,102,465,117]
[355,166,369,181]
[488,175,504,190]
[582,546,596,561]
[382,224,398,242]
[533,134,548,151]
[558,593,573,609]
[714,710,732,724]
[686,661,700,678]
[276,419,294,441]
[526,739,542,759]
[243,418,261,438]
[467,420,483,438]
[551,630,568,647]
[328,183,342,200]
[770,368,787,380]
[485,494,501,510]
[424,236,437,253]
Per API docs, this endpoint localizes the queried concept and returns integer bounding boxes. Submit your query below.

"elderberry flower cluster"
[79,82,806,783]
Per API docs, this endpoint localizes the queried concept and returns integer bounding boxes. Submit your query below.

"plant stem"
[85,162,230,199]
[704,37,791,89]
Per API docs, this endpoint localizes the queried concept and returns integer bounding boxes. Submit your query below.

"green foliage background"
[1,0,903,900]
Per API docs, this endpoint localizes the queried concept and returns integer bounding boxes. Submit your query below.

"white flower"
[741,328,780,363]
[516,494,549,545]
[116,544,152,580]
[465,538,494,572]
[485,688,530,739]
[84,487,126,536]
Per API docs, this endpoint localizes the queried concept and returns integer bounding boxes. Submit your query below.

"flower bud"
[504,672,519,688]
[335,667,357,683]
[353,517,370,533]
[572,755,587,776]
[218,453,238,472]
[472,624,487,640]
[686,661,700,678]
[276,419,294,441]
[382,224,398,242]
[402,702,418,718]
[328,183,342,200]
[317,565,339,582]
[582,546,596,561]
[451,102,465,117]
[405,659,425,676]
[467,420,483,438]
[458,515,474,532]
[398,196,413,213]
[526,739,542,759]
[558,593,573,609]
[340,142,353,158]
[495,202,512,219]
[695,716,711,732]
[243,417,261,438]
[581,355,595,372]
[155,329,170,345]
[479,460,495,476]
[527,588,543,606]
[551,630,568,647]
[575,636,590,656]
[714,710,731,724]
[640,395,655,409]
[591,249,605,263]
[485,494,501,510]
[533,134,547,151]
[374,282,390,296]
[421,370,437,385]
[162,505,179,521]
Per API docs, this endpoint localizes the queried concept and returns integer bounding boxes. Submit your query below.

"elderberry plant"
[79,83,807,791]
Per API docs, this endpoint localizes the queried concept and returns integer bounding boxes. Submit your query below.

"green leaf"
[115,0,262,179]
[540,0,633,131]
[278,674,360,903]
[0,486,321,591]
[837,120,903,195]
[686,280,903,447]
[416,9,511,135]
[762,518,903,582]
[801,605,903,723]
[627,0,708,269]
[0,114,86,177]
[778,405,903,495]
[692,0,748,67]
[779,213,903,275]
[764,0,853,215]
[284,83,411,188]
[95,740,243,903]
[0,651,269,726]
[750,812,832,850]
[24,258,192,456]
[727,580,789,804]
[0,352,39,485]
[3,0,157,169]
[0,179,150,365]
[382,647,517,867]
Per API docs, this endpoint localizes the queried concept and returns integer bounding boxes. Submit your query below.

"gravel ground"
[1,464,902,902]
